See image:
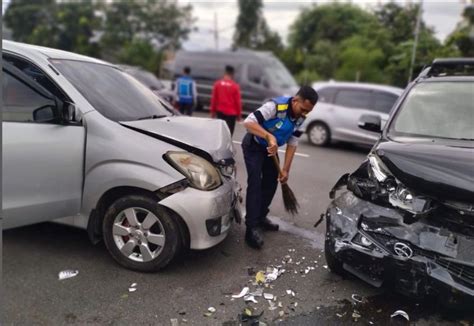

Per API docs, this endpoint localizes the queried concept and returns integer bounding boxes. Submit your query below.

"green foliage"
[4,0,193,76]
[445,5,474,57]
[118,40,163,74]
[233,0,283,53]
[4,0,100,56]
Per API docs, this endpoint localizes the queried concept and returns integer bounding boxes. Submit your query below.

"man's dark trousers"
[242,133,279,228]
[217,112,237,135]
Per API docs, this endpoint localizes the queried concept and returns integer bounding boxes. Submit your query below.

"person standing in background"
[210,65,242,135]
[175,66,197,116]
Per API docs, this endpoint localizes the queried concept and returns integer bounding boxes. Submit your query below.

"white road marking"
[232,140,310,158]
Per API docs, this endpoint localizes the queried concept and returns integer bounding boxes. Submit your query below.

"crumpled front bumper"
[159,177,242,250]
[326,191,474,301]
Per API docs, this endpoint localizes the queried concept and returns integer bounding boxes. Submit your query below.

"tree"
[233,0,283,53]
[288,3,379,51]
[99,1,194,62]
[445,5,474,57]
[5,0,100,56]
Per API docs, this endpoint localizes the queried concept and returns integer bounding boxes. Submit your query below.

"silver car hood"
[121,116,234,162]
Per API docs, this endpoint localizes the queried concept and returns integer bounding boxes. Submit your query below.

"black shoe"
[260,218,279,232]
[245,227,264,249]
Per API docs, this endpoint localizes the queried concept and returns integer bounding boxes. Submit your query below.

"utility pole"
[408,0,423,84]
[214,11,219,50]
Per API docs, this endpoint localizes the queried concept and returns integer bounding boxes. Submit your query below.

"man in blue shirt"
[175,67,197,116]
[242,86,319,249]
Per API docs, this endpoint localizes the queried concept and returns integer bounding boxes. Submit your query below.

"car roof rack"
[418,58,474,78]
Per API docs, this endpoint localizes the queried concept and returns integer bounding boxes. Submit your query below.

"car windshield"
[264,57,298,89]
[51,59,173,122]
[127,69,163,90]
[388,81,474,141]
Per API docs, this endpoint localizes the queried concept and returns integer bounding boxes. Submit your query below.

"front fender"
[81,161,182,215]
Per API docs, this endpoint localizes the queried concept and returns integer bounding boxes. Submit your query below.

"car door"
[331,87,372,144]
[2,61,85,229]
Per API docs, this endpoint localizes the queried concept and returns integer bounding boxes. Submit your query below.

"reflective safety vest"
[176,76,194,104]
[255,96,304,147]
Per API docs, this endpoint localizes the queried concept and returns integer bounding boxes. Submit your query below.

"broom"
[271,155,299,215]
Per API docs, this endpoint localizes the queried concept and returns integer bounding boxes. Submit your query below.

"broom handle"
[271,155,283,176]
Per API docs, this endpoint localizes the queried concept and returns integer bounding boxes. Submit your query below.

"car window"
[372,91,398,114]
[3,55,66,100]
[334,89,371,109]
[3,70,56,123]
[248,64,265,85]
[317,87,337,103]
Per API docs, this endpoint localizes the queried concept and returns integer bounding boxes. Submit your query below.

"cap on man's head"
[296,85,319,105]
[225,65,235,75]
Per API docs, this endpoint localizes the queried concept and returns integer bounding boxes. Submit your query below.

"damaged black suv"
[325,58,474,303]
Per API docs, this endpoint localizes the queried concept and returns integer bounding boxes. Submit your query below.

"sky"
[2,0,467,50]
[178,0,468,50]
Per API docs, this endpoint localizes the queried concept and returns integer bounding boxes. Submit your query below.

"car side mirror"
[33,105,59,123]
[358,114,382,133]
[62,102,79,123]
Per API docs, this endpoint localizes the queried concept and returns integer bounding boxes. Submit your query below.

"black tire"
[307,122,331,146]
[102,194,181,272]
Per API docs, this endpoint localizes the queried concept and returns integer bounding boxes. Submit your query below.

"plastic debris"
[256,271,266,284]
[232,287,249,298]
[263,293,274,300]
[305,267,311,274]
[208,307,216,313]
[131,283,137,287]
[203,312,213,317]
[250,288,263,297]
[170,318,179,326]
[352,311,361,320]
[286,290,295,297]
[58,270,79,280]
[323,265,328,269]
[239,309,264,324]
[336,312,346,318]
[265,269,279,282]
[244,295,258,304]
[351,294,363,303]
[294,302,298,307]
[390,310,409,321]
[268,300,278,311]
[278,311,285,317]
[128,287,137,292]
[278,302,283,308]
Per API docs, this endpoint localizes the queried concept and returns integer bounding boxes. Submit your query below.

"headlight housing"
[165,151,222,191]
[368,154,391,182]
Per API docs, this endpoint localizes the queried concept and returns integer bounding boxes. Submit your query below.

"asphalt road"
[3,117,473,325]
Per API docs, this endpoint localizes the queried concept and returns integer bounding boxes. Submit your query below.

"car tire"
[103,194,181,272]
[324,237,345,276]
[307,122,331,146]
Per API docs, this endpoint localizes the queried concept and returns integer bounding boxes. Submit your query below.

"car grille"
[436,258,474,288]
[367,231,474,289]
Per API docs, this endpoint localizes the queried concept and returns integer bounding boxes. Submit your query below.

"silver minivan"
[2,41,240,272]
[301,82,404,146]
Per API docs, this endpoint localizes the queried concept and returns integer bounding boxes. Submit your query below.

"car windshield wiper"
[137,115,167,120]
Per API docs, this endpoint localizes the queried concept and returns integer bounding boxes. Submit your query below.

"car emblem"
[394,242,413,258]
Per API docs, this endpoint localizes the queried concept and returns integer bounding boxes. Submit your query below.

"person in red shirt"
[210,65,242,135]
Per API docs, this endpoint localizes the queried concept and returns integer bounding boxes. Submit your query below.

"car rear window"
[334,89,370,109]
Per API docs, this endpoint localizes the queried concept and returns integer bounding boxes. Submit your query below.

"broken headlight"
[165,151,222,191]
[368,154,391,182]
[367,154,433,214]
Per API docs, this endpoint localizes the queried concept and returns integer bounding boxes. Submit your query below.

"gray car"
[2,41,241,272]
[300,82,404,146]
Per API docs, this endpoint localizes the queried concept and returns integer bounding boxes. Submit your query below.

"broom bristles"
[281,183,299,215]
